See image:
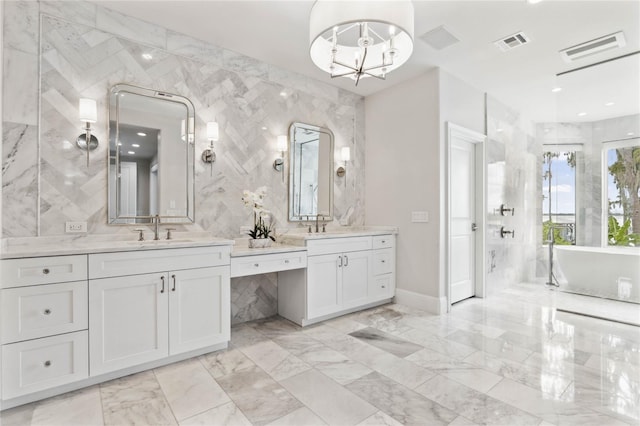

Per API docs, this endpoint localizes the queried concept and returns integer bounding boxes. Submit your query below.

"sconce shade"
[207,121,219,141]
[309,0,414,85]
[341,146,351,162]
[79,98,97,123]
[277,135,288,151]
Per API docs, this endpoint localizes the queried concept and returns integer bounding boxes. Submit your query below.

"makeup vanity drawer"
[372,248,394,275]
[1,331,88,399]
[1,255,87,289]
[1,281,88,344]
[231,251,307,278]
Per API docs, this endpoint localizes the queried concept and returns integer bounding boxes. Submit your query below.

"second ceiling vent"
[559,32,626,62]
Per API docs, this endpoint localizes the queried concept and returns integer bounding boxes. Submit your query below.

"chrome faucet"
[153,215,161,240]
[315,214,324,233]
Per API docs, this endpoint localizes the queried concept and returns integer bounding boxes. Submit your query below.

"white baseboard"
[394,288,447,314]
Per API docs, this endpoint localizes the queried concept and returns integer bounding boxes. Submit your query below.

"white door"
[119,162,137,223]
[307,254,341,319]
[168,267,230,355]
[341,250,371,309]
[450,138,476,303]
[89,273,168,375]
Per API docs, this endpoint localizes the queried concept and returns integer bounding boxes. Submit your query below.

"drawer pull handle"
[43,268,50,275]
[160,276,165,293]
[381,260,386,263]
[254,263,260,267]
[382,240,386,244]
[344,255,349,267]
[171,274,176,292]
[284,260,290,264]
[44,309,52,315]
[44,360,52,367]
[382,285,386,288]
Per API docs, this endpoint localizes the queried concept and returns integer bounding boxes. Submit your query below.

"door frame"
[445,122,486,312]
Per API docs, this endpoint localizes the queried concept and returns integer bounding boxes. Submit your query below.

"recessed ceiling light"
[279,91,287,97]
[137,132,147,137]
[142,53,153,60]
[628,132,635,136]
[132,144,140,148]
[577,112,587,117]
[496,128,504,133]
[127,151,135,155]
[551,87,562,93]
[261,126,267,130]
[605,102,615,106]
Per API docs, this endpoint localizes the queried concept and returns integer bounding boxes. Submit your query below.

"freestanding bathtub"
[555,245,640,303]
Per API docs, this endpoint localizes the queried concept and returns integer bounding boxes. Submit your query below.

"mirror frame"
[288,122,335,222]
[108,83,196,225]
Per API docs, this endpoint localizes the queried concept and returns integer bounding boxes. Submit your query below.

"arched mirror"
[108,84,195,224]
[288,122,334,221]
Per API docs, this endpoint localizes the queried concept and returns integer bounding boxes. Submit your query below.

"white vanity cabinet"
[0,255,89,399]
[279,234,395,326]
[88,247,230,376]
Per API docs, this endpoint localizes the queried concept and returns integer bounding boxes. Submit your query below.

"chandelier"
[309,0,414,86]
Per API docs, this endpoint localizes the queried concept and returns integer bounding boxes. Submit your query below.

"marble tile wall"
[2,0,366,323]
[485,95,538,295]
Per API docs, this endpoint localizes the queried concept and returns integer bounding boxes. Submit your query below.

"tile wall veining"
[2,0,366,324]
[485,95,538,295]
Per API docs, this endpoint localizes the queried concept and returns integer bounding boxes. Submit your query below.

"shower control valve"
[500,227,515,239]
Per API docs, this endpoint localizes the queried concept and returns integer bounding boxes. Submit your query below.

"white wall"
[365,68,485,312]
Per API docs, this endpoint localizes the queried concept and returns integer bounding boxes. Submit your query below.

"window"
[542,149,577,245]
[605,138,640,246]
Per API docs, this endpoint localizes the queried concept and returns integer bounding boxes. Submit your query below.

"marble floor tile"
[437,365,504,393]
[154,358,231,421]
[199,347,255,378]
[314,358,374,385]
[179,401,252,426]
[447,416,479,425]
[216,365,302,425]
[265,406,326,426]
[397,327,477,360]
[31,385,103,426]
[0,403,35,426]
[100,370,177,426]
[279,369,377,425]
[346,371,458,426]
[239,339,312,381]
[349,327,423,358]
[488,377,628,425]
[445,329,533,363]
[355,411,404,426]
[415,375,541,425]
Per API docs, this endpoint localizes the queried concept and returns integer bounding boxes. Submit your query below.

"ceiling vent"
[559,32,626,62]
[420,26,460,50]
[494,32,530,52]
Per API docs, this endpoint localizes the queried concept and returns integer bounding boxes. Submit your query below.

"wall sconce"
[76,98,98,167]
[202,121,219,176]
[273,135,287,179]
[181,117,195,143]
[336,146,350,177]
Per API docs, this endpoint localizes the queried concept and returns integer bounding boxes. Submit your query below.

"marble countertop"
[231,240,307,257]
[278,226,398,245]
[0,233,234,259]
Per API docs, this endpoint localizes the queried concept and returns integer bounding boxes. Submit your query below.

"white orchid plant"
[242,186,275,241]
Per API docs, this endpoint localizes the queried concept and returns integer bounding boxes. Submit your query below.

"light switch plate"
[411,211,429,223]
[65,221,87,233]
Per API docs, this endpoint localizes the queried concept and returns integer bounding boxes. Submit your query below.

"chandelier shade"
[309,0,414,85]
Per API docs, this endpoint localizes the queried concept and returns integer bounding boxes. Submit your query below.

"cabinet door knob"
[284,259,290,264]
[381,240,386,244]
[43,308,52,315]
[44,360,52,367]
[171,274,176,292]
[382,285,386,289]
[43,268,50,275]
[381,260,386,263]
[254,263,260,267]
[160,276,165,293]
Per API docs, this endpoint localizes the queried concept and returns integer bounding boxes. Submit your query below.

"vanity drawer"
[307,236,372,256]
[373,235,395,250]
[89,246,231,278]
[231,251,307,278]
[370,273,395,301]
[1,255,87,289]
[1,331,88,399]
[2,281,88,344]
[372,248,394,276]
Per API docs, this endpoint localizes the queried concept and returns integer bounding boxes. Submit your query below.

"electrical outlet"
[65,221,87,233]
[411,211,429,223]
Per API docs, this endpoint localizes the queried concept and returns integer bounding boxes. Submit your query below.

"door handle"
[171,274,176,292]
[344,255,349,267]
[160,276,165,293]
[471,223,477,232]
[338,255,343,267]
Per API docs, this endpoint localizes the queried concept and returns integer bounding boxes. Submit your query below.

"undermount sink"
[125,238,197,245]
